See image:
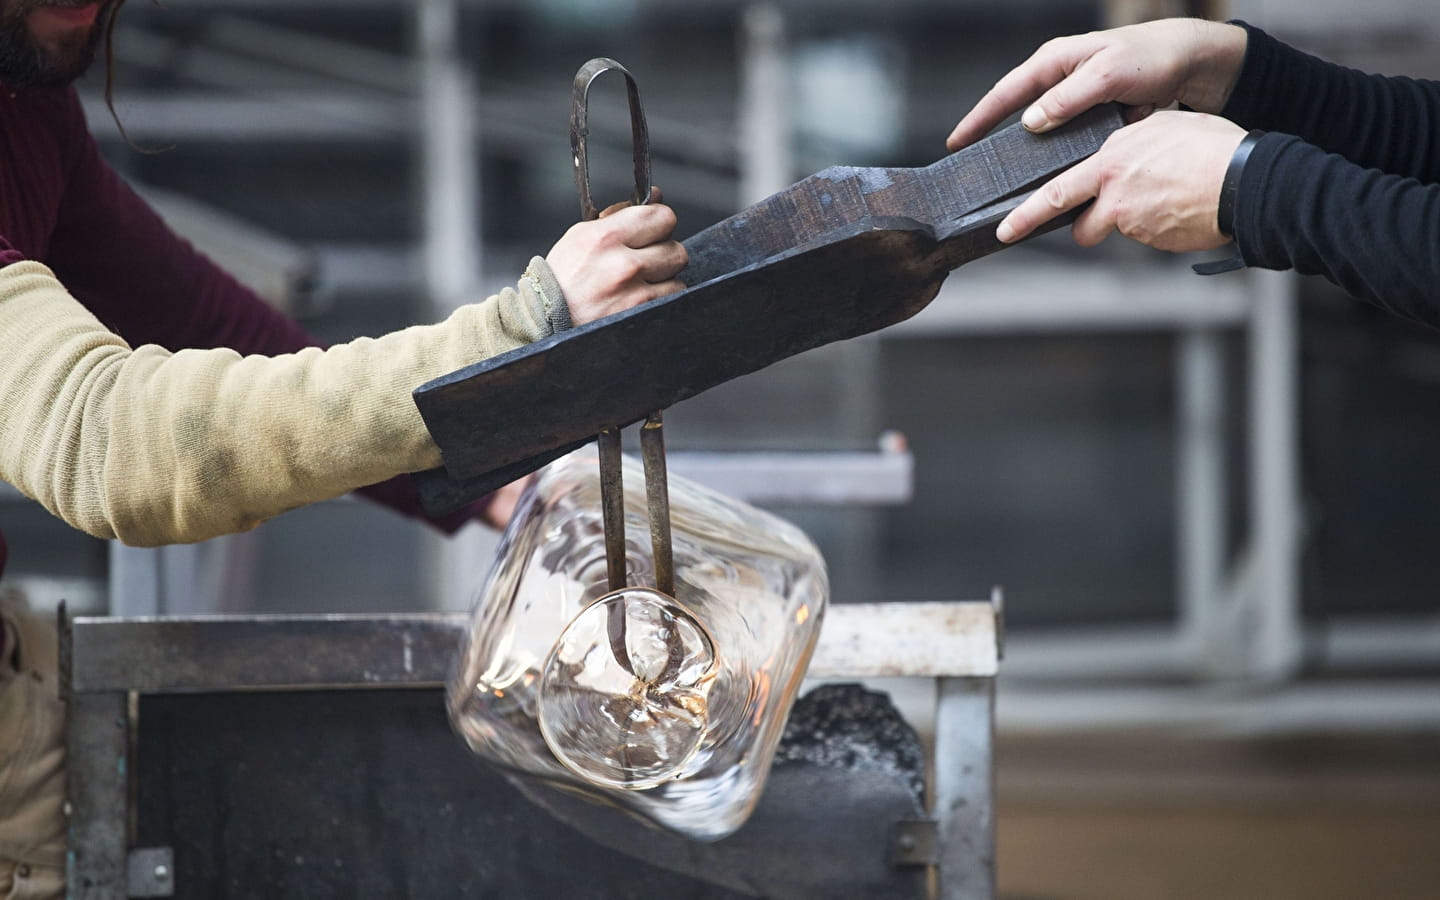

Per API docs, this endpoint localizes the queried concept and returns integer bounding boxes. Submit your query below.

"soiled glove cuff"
[1218,129,1266,238]
[524,256,572,334]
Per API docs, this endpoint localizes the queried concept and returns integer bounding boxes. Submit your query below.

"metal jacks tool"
[572,58,678,678]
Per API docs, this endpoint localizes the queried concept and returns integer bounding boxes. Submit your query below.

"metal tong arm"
[598,413,676,597]
[572,57,674,599]
[571,57,652,222]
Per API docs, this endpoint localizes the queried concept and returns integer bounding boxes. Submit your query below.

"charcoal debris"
[774,682,925,803]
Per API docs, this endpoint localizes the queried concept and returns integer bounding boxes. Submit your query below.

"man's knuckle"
[616,255,642,281]
[1041,181,1069,210]
[1037,36,1069,57]
[1095,154,1127,184]
[596,223,628,247]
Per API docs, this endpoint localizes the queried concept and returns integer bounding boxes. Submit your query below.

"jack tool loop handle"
[571,57,652,222]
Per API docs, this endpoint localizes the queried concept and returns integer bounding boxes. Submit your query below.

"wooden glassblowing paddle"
[411,97,1125,515]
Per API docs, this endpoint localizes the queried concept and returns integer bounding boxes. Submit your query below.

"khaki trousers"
[0,591,65,900]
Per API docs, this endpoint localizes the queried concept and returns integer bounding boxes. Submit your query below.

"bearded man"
[0,4,687,895]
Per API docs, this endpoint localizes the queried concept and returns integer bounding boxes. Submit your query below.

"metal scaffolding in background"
[13,0,1425,737]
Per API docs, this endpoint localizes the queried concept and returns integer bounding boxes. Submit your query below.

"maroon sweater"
[0,84,479,577]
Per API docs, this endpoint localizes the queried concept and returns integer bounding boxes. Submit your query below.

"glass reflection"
[447,451,828,839]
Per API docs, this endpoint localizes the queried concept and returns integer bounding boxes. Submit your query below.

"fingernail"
[1021,105,1048,131]
[996,220,1016,243]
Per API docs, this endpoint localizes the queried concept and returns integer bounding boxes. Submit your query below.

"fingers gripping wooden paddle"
[411,75,1124,515]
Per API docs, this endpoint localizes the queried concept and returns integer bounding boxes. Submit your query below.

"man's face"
[0,0,111,88]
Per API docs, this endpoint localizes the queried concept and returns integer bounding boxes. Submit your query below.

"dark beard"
[0,1,107,88]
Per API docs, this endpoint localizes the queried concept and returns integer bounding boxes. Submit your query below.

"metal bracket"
[127,847,175,898]
[57,600,71,706]
[990,586,1006,661]
[888,818,939,867]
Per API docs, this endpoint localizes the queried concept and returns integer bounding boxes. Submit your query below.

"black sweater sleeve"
[1234,134,1440,323]
[1218,24,1440,324]
[1222,22,1440,181]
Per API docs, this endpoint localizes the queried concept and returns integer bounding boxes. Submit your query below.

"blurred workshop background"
[4,0,1439,897]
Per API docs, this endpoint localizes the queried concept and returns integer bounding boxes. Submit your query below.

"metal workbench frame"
[63,595,1001,900]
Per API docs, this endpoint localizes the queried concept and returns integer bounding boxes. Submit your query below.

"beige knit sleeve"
[0,257,565,546]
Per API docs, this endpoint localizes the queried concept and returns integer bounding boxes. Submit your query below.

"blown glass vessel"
[447,451,828,840]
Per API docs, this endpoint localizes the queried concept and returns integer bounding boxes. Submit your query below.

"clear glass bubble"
[446,451,827,840]
[539,588,717,789]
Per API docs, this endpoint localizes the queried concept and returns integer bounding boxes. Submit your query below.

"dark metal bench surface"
[128,688,925,899]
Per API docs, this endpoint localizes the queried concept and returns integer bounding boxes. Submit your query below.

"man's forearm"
[1236,134,1440,321]
[1223,22,1440,182]
[0,259,562,545]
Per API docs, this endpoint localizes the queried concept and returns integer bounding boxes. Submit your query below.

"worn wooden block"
[413,104,1124,513]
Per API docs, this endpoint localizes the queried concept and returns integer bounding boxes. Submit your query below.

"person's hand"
[996,110,1245,252]
[545,186,688,326]
[478,474,532,530]
[947,18,1247,152]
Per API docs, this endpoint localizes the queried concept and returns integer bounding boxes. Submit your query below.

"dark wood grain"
[412,105,1124,513]
[684,104,1122,286]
